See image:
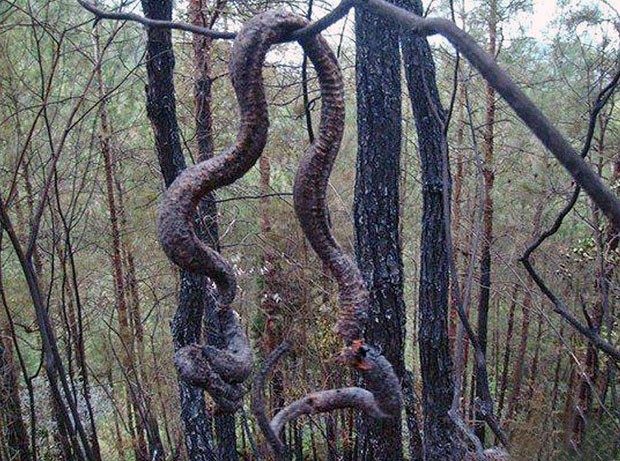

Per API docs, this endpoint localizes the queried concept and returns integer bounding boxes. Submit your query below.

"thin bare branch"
[519,66,620,363]
[77,0,354,42]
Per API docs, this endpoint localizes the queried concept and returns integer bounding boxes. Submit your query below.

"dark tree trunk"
[400,0,465,458]
[354,4,406,460]
[497,284,518,417]
[474,0,497,443]
[402,371,424,461]
[189,1,238,458]
[140,1,218,459]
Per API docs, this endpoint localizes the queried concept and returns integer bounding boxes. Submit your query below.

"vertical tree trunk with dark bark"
[354,5,406,460]
[399,0,465,458]
[140,1,218,459]
[474,0,497,443]
[497,284,518,417]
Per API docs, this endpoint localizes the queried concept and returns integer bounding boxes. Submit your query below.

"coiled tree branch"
[156,9,402,451]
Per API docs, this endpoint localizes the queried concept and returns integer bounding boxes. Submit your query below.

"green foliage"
[0,0,619,458]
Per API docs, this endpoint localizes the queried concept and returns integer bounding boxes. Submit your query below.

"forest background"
[0,0,619,460]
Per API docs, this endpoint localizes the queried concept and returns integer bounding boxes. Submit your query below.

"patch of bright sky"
[523,0,560,41]
[160,0,617,64]
[309,0,565,56]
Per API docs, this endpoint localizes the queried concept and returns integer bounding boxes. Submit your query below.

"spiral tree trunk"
[141,0,220,458]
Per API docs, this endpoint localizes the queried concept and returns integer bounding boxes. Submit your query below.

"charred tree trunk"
[354,4,406,460]
[399,0,465,458]
[474,0,497,445]
[140,0,218,459]
[189,1,238,458]
[189,2,238,458]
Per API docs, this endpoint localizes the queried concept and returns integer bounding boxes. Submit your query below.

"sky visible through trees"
[0,0,619,460]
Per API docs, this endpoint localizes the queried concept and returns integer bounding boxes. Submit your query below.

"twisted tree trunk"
[189,1,238,457]
[140,0,218,458]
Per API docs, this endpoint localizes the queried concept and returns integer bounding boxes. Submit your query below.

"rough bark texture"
[140,0,217,458]
[189,1,238,456]
[156,7,401,457]
[354,4,406,459]
[475,0,497,443]
[156,10,398,454]
[158,10,320,412]
[292,21,368,344]
[178,11,403,456]
[291,18,402,422]
[399,0,466,458]
[255,342,401,457]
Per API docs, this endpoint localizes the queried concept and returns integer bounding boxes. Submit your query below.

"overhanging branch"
[518,67,620,364]
[77,0,354,42]
[360,0,620,231]
[78,0,620,231]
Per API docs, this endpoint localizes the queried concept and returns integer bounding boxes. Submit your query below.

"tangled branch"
[157,10,324,413]
[156,10,401,449]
